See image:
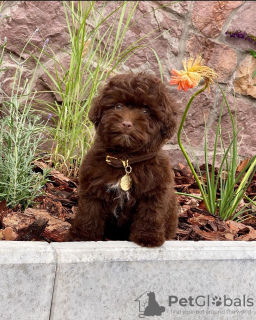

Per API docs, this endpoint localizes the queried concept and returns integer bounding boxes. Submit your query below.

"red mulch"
[0,159,256,242]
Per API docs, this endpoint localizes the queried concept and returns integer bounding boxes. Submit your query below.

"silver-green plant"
[0,99,50,208]
[36,1,165,177]
[0,33,50,209]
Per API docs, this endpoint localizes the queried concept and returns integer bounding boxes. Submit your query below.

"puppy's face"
[99,102,158,151]
[89,73,179,152]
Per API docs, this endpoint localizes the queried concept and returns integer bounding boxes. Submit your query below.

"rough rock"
[156,1,190,17]
[234,55,256,99]
[0,0,255,168]
[209,91,256,159]
[0,55,32,101]
[167,81,256,167]
[100,1,184,79]
[40,52,71,102]
[0,1,69,60]
[227,1,256,39]
[224,2,256,52]
[187,34,237,83]
[163,147,190,169]
[192,1,243,38]
[169,84,218,146]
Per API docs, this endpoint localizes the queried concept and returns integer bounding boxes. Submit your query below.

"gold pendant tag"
[106,156,133,191]
[120,159,132,191]
[120,174,132,191]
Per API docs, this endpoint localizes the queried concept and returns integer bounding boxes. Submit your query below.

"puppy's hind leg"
[67,198,106,241]
[164,192,179,240]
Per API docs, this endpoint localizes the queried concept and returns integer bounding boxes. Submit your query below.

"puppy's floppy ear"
[88,94,102,127]
[160,92,180,140]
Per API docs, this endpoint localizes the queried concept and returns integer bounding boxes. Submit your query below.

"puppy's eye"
[115,104,122,110]
[142,108,149,114]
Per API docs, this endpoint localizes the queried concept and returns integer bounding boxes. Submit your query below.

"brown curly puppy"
[68,72,179,247]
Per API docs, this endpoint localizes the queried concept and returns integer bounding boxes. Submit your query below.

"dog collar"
[105,152,156,168]
[106,153,156,191]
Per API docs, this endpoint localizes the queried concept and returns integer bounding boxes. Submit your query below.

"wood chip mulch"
[0,159,256,242]
[173,161,256,241]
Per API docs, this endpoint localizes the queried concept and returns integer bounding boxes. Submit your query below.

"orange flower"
[170,56,218,91]
[169,69,201,92]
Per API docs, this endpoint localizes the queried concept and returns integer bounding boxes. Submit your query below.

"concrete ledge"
[52,240,256,261]
[1,241,256,319]
[50,241,256,320]
[0,242,56,320]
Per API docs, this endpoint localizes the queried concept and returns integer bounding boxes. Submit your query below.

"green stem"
[177,83,211,212]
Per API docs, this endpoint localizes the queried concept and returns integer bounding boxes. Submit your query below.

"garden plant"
[0,0,172,207]
[0,1,255,243]
[35,1,165,177]
[0,31,50,209]
[170,55,256,221]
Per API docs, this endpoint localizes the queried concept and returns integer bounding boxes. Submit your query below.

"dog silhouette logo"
[135,291,165,318]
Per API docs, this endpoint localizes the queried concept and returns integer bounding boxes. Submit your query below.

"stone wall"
[0,1,255,167]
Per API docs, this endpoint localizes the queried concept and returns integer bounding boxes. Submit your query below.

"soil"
[0,158,256,242]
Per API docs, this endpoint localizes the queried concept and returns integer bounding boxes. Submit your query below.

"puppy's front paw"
[130,234,165,247]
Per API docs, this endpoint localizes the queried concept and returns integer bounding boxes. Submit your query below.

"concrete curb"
[0,242,56,320]
[1,241,256,319]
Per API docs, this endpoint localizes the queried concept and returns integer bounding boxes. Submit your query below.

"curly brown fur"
[68,72,179,247]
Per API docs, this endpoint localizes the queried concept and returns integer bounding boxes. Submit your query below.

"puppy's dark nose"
[122,121,133,130]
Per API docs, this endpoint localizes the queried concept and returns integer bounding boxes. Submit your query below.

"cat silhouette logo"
[135,291,165,318]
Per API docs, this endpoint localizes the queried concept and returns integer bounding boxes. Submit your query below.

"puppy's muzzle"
[121,120,133,133]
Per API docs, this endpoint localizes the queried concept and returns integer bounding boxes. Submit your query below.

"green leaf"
[252,70,256,78]
[250,49,256,58]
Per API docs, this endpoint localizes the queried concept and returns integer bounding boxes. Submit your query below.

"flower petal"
[170,55,218,91]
